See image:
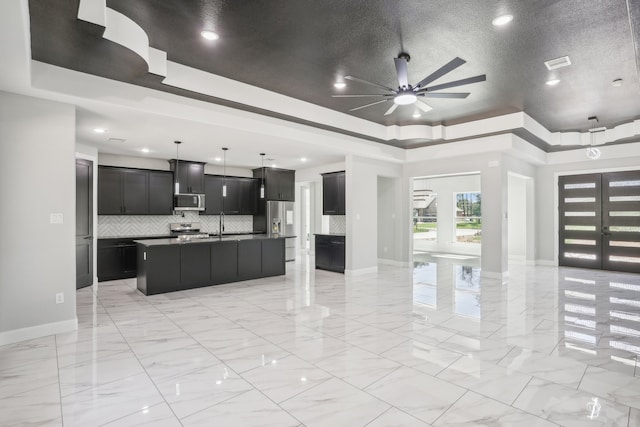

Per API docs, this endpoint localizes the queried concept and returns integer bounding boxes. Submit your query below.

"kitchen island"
[135,235,285,295]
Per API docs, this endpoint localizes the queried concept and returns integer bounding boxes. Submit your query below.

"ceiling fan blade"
[415,100,433,113]
[418,92,470,99]
[349,99,389,112]
[394,57,409,88]
[384,103,399,116]
[414,57,466,89]
[344,75,395,92]
[332,94,393,98]
[425,74,487,92]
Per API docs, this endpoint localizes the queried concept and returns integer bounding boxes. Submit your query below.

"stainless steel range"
[169,222,210,240]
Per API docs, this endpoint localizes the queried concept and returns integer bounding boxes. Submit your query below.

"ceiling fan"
[333,53,486,116]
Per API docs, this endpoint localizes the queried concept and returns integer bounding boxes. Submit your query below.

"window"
[413,190,437,241]
[455,192,481,243]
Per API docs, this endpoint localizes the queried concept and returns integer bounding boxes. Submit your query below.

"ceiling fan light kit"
[333,52,486,117]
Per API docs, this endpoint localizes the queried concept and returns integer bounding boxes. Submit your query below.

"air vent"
[544,56,572,70]
[108,137,126,143]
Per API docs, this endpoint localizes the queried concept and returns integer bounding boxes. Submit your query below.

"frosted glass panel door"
[559,171,640,273]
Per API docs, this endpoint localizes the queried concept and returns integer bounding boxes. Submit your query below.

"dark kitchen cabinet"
[169,160,205,194]
[262,238,285,277]
[211,240,238,284]
[203,175,259,215]
[315,234,345,273]
[98,167,149,215]
[253,167,295,201]
[238,239,262,280]
[322,171,345,215]
[137,244,181,295]
[180,243,211,287]
[98,238,138,281]
[148,171,174,214]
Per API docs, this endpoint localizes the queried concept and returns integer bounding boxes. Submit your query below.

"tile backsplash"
[98,211,253,237]
[329,215,346,234]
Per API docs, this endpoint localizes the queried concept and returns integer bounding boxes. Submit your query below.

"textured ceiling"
[29,0,640,136]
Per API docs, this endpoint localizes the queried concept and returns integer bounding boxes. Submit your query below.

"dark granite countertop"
[314,233,346,237]
[135,234,286,246]
[100,232,266,240]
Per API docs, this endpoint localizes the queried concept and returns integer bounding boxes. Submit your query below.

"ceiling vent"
[108,137,126,143]
[544,56,572,70]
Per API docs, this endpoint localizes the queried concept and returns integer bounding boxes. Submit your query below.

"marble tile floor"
[2,253,640,426]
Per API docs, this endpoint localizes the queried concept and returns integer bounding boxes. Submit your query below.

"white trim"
[536,259,557,266]
[508,255,526,262]
[378,258,411,267]
[75,152,98,286]
[345,266,378,276]
[0,318,77,346]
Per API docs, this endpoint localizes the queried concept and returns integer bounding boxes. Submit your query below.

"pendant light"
[586,116,602,160]
[260,153,266,199]
[174,140,181,194]
[222,147,228,197]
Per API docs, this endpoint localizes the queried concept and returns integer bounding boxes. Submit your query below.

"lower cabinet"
[315,234,345,273]
[137,237,286,295]
[98,239,138,281]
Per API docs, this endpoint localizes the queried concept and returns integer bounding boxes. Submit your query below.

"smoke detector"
[544,56,571,70]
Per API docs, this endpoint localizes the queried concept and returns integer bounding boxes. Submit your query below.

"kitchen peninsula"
[136,235,285,295]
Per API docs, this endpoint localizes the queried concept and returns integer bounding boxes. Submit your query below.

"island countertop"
[135,234,293,246]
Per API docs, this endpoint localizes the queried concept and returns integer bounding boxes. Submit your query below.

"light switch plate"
[50,213,64,224]
[56,293,64,304]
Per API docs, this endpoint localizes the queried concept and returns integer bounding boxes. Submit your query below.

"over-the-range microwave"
[174,193,205,211]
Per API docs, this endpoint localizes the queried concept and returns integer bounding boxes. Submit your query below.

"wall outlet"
[55,293,64,304]
[50,213,64,224]
[384,246,388,253]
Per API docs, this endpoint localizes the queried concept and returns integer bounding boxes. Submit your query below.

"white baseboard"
[345,266,378,276]
[536,259,557,266]
[481,271,510,283]
[0,318,78,346]
[508,255,526,262]
[378,258,411,267]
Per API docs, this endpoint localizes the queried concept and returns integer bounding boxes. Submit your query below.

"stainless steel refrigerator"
[267,201,296,261]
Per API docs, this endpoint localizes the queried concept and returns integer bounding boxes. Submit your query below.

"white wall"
[508,174,527,258]
[0,91,77,344]
[377,176,402,262]
[98,153,253,177]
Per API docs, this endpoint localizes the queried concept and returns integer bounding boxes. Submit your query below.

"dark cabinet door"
[278,170,295,201]
[204,175,224,215]
[148,171,174,214]
[331,237,346,271]
[315,235,345,273]
[187,163,205,193]
[122,245,138,275]
[238,239,262,280]
[180,244,211,286]
[240,178,258,215]
[223,178,242,214]
[211,240,238,284]
[315,236,331,270]
[262,239,285,276]
[263,169,281,201]
[97,246,122,280]
[261,168,295,201]
[144,245,181,294]
[322,172,345,215]
[98,167,123,214]
[122,170,148,214]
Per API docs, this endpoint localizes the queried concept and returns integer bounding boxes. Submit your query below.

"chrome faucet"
[219,211,225,234]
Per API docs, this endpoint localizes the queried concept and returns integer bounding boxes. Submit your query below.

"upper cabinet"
[322,171,345,215]
[168,160,205,194]
[98,167,173,215]
[203,175,259,215]
[98,167,148,215]
[253,167,295,201]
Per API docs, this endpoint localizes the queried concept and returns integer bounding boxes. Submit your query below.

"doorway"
[76,158,93,288]
[559,170,640,273]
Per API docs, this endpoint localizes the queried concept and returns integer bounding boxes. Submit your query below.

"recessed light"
[546,79,560,86]
[141,148,150,153]
[412,112,421,119]
[214,157,222,162]
[201,30,219,41]
[492,14,513,26]
[611,78,623,87]
[300,157,307,162]
[93,128,106,133]
[271,163,277,168]
[334,81,346,89]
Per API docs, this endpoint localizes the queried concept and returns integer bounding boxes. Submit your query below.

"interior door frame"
[553,165,640,266]
[76,152,98,286]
